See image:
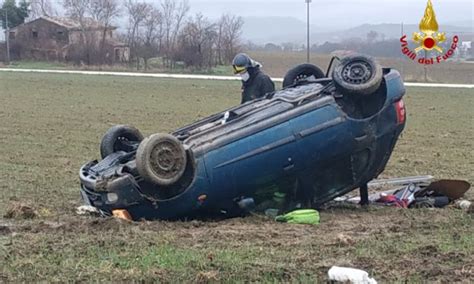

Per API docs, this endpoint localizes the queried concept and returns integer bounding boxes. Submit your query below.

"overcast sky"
[187,0,473,27]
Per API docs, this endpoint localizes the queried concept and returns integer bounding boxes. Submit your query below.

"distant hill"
[242,17,473,44]
[342,23,472,41]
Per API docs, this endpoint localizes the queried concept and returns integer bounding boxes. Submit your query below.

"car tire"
[100,125,144,159]
[136,134,187,187]
[282,63,325,88]
[332,55,383,96]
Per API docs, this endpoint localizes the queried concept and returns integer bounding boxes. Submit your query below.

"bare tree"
[88,0,121,63]
[142,7,161,47]
[29,0,55,19]
[63,0,93,64]
[138,6,162,70]
[124,0,149,69]
[171,0,189,50]
[160,0,189,68]
[217,14,244,64]
[89,0,120,26]
[63,0,90,20]
[177,13,217,69]
[216,15,224,65]
[161,0,175,56]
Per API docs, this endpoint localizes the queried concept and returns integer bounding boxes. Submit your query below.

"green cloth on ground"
[275,209,320,225]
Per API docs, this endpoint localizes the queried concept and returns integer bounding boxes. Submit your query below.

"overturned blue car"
[79,54,406,220]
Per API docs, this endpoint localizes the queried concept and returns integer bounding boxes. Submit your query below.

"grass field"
[0,72,473,282]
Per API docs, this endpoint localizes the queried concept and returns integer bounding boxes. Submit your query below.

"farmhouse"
[8,16,129,63]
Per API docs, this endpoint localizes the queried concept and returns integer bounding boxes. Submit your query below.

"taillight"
[394,99,406,125]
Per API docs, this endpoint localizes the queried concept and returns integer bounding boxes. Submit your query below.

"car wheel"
[282,63,325,88]
[333,55,383,96]
[100,125,144,159]
[136,134,187,187]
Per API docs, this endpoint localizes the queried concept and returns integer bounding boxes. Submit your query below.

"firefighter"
[232,53,275,104]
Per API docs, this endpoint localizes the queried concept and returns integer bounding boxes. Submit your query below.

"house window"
[9,31,15,40]
[32,31,38,38]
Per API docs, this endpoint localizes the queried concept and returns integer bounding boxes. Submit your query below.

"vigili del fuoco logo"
[400,0,459,65]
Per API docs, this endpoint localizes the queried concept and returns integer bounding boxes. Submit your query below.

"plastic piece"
[456,200,472,211]
[328,266,377,284]
[112,209,132,221]
[275,209,320,225]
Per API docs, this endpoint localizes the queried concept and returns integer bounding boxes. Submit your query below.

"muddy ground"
[1,206,472,282]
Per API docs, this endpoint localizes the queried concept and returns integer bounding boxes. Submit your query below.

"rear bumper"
[80,172,146,213]
[79,159,212,220]
[79,162,99,190]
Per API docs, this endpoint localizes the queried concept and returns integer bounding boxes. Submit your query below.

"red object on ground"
[377,195,409,208]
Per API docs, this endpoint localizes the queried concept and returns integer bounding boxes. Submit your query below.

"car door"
[287,100,356,202]
[204,120,298,201]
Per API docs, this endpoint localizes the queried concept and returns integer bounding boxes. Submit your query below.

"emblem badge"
[412,0,446,53]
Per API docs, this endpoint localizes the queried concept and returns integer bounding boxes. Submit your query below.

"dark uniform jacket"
[241,68,275,104]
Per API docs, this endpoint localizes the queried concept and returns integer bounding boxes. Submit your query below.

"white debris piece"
[76,205,100,216]
[328,266,377,284]
[456,200,472,211]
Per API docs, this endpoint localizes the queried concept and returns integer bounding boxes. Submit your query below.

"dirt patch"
[0,225,12,236]
[195,271,219,283]
[336,233,356,246]
[6,206,461,245]
[10,217,129,234]
[4,203,37,219]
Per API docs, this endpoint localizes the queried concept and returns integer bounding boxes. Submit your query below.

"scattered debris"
[456,200,472,211]
[422,179,470,200]
[376,179,470,209]
[455,200,473,212]
[336,233,356,246]
[264,208,280,218]
[367,175,434,188]
[333,178,470,210]
[76,205,101,216]
[112,209,133,221]
[4,203,37,219]
[328,266,377,284]
[275,209,320,225]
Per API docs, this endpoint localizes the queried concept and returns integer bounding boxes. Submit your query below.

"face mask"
[240,71,250,82]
